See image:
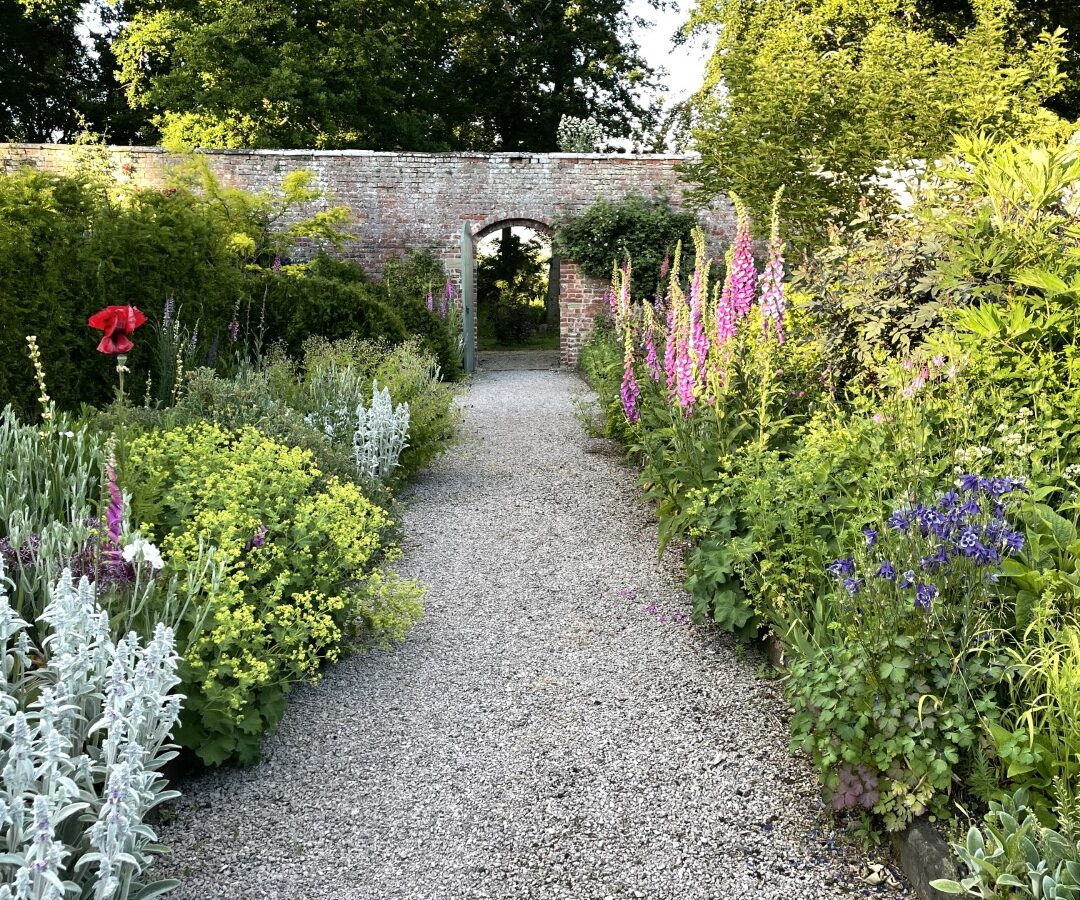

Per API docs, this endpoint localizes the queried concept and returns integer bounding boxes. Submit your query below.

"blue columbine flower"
[1002,530,1025,554]
[972,541,1000,566]
[843,577,862,596]
[938,490,959,511]
[876,561,896,580]
[957,474,981,493]
[827,557,856,578]
[887,509,912,532]
[920,545,949,572]
[899,570,916,589]
[957,526,980,555]
[915,583,937,611]
[960,497,981,517]
[863,528,878,548]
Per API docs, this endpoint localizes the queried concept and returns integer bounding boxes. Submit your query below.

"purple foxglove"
[758,188,787,343]
[441,279,454,319]
[663,305,677,394]
[728,193,757,320]
[620,314,640,423]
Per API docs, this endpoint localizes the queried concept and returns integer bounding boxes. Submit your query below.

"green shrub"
[0,167,456,415]
[257,268,408,353]
[295,337,459,479]
[125,423,424,765]
[554,192,696,301]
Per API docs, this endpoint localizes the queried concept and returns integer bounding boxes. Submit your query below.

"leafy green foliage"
[554,193,696,300]
[0,0,146,143]
[125,423,424,765]
[113,0,660,151]
[580,134,1080,847]
[684,0,1071,242]
[932,789,1080,898]
[289,336,460,479]
[790,631,999,832]
[0,166,457,414]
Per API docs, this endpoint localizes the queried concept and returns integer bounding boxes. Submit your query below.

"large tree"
[683,0,1072,243]
[112,0,658,150]
[922,0,1080,120]
[450,0,658,150]
[1,0,147,142]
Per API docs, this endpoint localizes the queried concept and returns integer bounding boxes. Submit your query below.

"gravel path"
[158,369,909,900]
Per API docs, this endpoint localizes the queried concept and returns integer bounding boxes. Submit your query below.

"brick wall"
[0,144,735,366]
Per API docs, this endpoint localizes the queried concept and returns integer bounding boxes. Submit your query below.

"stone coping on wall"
[0,142,698,163]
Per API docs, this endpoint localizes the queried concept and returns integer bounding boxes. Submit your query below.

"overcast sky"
[628,0,711,104]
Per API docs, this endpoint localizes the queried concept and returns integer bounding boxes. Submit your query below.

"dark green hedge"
[0,168,458,414]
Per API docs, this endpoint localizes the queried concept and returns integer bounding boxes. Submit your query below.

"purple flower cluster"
[828,476,1027,613]
[0,533,42,568]
[620,350,640,423]
[688,267,709,376]
[1,525,133,589]
[612,189,793,425]
[105,462,123,546]
[244,523,269,553]
[643,602,692,627]
[440,278,454,319]
[727,195,758,320]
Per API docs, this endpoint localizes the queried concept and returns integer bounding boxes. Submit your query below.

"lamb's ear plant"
[931,789,1080,898]
[352,381,409,483]
[0,561,184,899]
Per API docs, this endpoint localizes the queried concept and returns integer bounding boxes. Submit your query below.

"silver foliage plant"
[557,115,602,153]
[353,381,410,482]
[304,366,411,482]
[0,562,183,900]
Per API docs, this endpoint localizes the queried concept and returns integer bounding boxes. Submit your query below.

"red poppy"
[88,305,147,355]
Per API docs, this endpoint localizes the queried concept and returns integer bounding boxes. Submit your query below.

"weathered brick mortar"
[0,144,735,365]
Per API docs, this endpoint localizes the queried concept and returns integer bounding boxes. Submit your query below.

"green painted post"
[461,222,476,374]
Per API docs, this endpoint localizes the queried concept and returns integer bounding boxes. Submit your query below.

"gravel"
[157,368,910,899]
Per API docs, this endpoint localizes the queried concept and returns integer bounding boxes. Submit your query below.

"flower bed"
[1,252,460,893]
[582,138,1080,893]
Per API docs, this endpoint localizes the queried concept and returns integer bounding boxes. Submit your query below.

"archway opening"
[474,222,559,351]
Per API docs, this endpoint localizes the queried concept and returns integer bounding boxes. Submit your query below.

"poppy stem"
[116,354,127,406]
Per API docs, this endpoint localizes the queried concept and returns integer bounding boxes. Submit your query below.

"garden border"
[765,635,958,898]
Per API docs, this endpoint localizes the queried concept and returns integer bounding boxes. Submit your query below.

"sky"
[628,0,712,105]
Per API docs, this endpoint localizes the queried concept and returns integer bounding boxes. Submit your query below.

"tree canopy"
[683,0,1075,243]
[1,0,145,142]
[110,0,659,151]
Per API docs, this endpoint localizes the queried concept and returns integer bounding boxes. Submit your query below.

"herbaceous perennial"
[610,190,789,424]
[758,188,786,344]
[353,382,411,482]
[0,563,182,900]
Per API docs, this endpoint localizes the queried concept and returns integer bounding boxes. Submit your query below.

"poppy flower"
[88,305,147,354]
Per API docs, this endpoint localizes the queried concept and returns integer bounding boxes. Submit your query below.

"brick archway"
[0,145,736,367]
[464,216,567,367]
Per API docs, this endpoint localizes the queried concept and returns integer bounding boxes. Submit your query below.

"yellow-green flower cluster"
[126,422,423,765]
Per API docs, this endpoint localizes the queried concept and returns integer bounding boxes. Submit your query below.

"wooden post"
[461,222,476,374]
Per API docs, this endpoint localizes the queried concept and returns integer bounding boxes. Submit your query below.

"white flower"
[121,538,164,571]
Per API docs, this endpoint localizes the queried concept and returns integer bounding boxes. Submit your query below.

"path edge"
[765,634,959,899]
